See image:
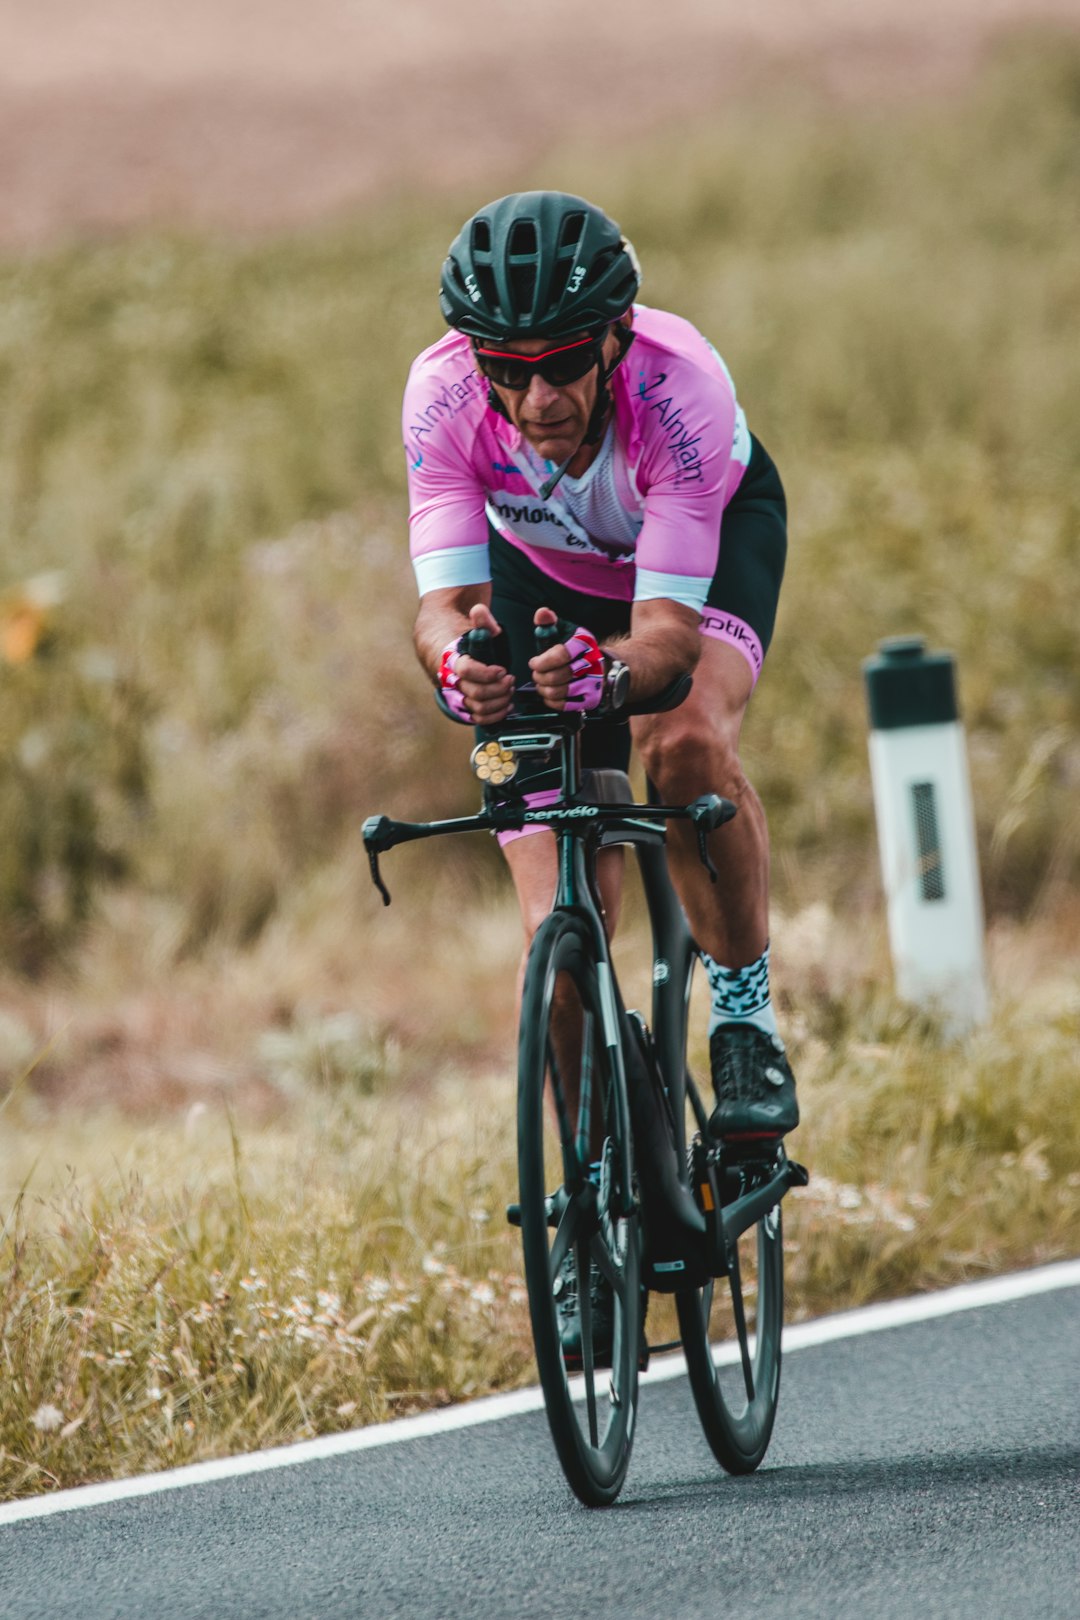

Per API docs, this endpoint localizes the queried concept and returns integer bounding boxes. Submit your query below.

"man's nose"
[522,372,562,411]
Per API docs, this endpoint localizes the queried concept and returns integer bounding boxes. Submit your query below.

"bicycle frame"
[362,707,804,1268]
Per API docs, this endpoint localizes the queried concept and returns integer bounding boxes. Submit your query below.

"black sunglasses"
[472,332,606,391]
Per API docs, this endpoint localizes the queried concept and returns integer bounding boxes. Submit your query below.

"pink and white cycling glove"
[440,623,606,721]
[437,637,474,724]
[553,626,606,712]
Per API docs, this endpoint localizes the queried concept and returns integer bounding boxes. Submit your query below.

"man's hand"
[528,599,702,713]
[528,607,605,712]
[439,602,515,724]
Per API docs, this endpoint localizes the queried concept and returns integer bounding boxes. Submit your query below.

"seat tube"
[636,841,696,1155]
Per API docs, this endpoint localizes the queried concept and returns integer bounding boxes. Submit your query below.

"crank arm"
[721,1156,809,1246]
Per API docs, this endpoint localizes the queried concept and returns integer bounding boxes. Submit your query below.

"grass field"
[1,34,1078,1495]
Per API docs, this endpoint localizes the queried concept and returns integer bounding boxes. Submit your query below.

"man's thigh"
[700,434,787,690]
[632,635,755,778]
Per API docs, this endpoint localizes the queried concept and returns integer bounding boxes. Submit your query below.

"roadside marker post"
[864,636,989,1033]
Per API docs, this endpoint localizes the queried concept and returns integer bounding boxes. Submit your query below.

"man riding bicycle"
[404,191,798,1346]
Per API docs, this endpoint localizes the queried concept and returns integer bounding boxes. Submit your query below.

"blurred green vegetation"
[0,36,1077,973]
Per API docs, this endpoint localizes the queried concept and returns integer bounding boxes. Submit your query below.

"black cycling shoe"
[708,1023,799,1146]
[555,1251,615,1370]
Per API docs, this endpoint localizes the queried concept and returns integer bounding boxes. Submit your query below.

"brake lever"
[367,848,391,907]
[696,824,719,884]
[362,815,393,907]
[688,794,737,885]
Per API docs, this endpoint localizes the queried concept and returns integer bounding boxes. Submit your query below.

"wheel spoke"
[726,1239,756,1403]
[548,1197,582,1285]
[589,1229,626,1306]
[575,1010,595,1168]
[576,1241,600,1448]
[546,1038,582,1187]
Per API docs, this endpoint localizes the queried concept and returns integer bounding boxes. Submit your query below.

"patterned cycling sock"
[700,944,780,1040]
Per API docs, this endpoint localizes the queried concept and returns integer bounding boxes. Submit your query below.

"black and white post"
[863,637,989,1033]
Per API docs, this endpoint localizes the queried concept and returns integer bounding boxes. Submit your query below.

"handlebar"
[440,621,693,722]
[362,790,735,906]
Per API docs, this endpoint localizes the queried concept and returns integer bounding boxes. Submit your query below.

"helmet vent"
[584,246,618,288]
[471,219,492,256]
[508,219,538,257]
[448,257,470,296]
[474,261,500,314]
[558,211,586,254]
[510,261,537,315]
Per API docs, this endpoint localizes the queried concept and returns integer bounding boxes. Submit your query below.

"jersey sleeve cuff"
[412,544,492,596]
[633,567,711,613]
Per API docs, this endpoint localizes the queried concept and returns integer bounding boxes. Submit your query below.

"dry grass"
[0,1071,531,1500]
[2,911,1077,1500]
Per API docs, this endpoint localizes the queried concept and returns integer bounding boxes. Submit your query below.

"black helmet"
[439,191,641,340]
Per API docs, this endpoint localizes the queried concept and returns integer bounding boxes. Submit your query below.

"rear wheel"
[676,1160,784,1473]
[517,909,642,1507]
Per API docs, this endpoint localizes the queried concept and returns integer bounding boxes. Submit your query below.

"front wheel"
[517,909,643,1507]
[675,1177,784,1474]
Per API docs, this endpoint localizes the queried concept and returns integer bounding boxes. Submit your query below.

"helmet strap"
[486,382,511,421]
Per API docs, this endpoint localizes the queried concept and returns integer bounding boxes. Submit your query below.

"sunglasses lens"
[479,355,532,389]
[542,347,599,386]
[475,336,601,390]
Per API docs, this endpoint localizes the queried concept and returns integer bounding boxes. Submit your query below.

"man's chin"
[526,430,576,462]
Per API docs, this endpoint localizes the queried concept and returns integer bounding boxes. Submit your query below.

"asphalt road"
[2,1284,1077,1620]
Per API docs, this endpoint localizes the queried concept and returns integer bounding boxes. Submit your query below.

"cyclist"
[404,191,798,1347]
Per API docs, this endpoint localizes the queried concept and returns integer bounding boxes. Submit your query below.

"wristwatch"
[602,655,631,713]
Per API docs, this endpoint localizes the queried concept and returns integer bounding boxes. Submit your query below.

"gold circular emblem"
[470,741,518,785]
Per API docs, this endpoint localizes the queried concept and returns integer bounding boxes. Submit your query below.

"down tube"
[635,841,697,1163]
[572,831,637,1221]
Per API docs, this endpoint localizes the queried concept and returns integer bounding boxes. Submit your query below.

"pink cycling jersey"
[403,305,752,613]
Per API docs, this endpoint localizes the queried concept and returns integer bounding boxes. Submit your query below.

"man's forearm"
[604,600,701,700]
[413,584,493,682]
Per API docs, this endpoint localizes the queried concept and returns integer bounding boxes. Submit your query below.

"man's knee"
[634,706,746,798]
[635,636,755,799]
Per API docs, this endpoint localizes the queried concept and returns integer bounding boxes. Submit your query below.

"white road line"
[2,1257,1078,1528]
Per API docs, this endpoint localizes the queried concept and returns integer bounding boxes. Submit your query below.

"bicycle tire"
[517,908,643,1507]
[675,1187,784,1473]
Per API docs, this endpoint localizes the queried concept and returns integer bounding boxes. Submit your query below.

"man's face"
[483,324,625,464]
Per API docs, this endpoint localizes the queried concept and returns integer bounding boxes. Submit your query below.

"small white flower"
[470,1281,496,1308]
[31,1404,64,1433]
